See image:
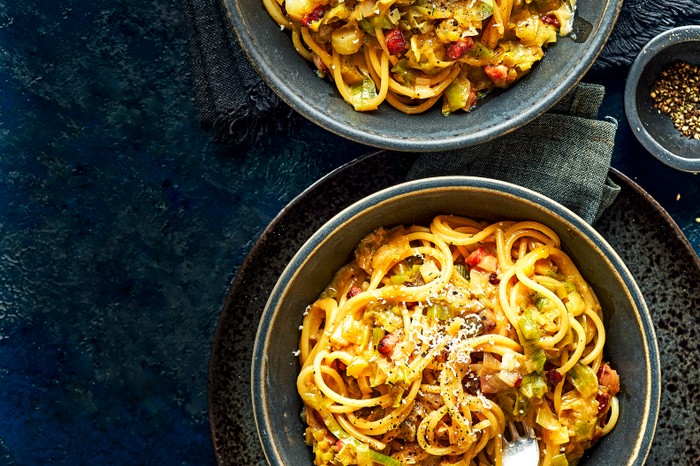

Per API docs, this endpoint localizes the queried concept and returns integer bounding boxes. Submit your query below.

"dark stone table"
[0,0,697,464]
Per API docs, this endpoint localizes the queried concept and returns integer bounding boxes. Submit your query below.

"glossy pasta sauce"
[296,215,619,466]
[263,0,576,114]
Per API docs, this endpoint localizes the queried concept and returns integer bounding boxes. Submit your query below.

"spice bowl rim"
[624,25,700,173]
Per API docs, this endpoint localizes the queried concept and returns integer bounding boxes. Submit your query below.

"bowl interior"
[223,0,621,151]
[252,178,659,466]
[625,27,700,171]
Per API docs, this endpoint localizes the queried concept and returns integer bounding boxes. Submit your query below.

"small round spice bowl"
[624,25,700,173]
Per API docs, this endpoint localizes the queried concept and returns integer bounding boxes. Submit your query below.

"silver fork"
[502,421,539,465]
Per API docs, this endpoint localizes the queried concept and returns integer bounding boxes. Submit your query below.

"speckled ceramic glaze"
[624,25,700,173]
[204,153,684,464]
[208,152,700,465]
[220,0,622,151]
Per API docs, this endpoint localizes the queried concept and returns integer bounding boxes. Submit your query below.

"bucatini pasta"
[263,0,576,114]
[296,215,619,466]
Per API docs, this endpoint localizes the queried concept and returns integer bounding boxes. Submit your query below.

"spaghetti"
[297,215,619,466]
[262,0,576,114]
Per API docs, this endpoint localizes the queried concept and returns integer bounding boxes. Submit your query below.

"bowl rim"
[222,0,623,151]
[251,176,661,466]
[623,25,700,173]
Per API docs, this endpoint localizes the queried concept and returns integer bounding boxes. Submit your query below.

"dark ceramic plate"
[220,0,622,152]
[207,151,700,465]
[624,26,700,173]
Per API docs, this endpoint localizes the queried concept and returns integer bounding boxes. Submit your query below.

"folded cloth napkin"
[406,83,619,225]
[185,0,699,144]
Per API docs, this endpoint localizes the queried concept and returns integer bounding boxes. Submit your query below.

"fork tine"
[526,425,536,439]
[507,421,519,440]
[502,421,539,465]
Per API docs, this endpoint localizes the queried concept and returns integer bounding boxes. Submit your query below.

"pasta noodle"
[263,0,577,114]
[296,215,620,466]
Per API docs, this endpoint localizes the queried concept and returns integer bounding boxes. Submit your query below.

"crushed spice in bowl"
[624,25,700,173]
[649,61,700,140]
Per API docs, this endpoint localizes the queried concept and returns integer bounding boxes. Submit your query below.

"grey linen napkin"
[406,83,619,225]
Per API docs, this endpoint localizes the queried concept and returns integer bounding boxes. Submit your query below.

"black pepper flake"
[649,61,700,140]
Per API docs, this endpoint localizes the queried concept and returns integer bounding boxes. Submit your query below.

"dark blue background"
[0,0,697,464]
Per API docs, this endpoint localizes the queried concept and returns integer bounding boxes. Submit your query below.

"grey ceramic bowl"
[624,26,700,173]
[221,0,621,151]
[251,177,660,466]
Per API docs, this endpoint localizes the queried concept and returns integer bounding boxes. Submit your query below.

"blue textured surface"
[0,1,697,465]
[0,1,366,464]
